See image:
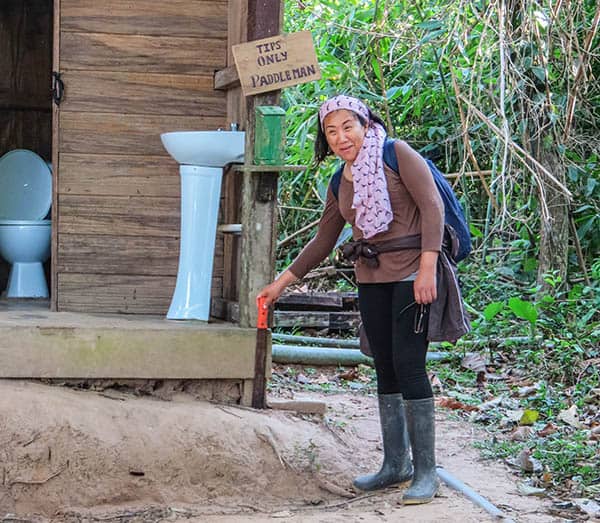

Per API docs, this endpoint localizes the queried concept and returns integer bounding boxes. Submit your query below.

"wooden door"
[52,0,229,313]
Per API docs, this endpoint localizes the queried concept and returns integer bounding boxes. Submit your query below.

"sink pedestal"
[167,165,223,321]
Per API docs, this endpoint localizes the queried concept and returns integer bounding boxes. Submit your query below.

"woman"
[257,94,446,504]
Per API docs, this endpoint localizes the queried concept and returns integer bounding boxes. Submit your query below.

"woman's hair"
[313,107,387,165]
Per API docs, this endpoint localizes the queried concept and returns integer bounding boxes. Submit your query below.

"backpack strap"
[382,138,399,173]
[329,164,343,200]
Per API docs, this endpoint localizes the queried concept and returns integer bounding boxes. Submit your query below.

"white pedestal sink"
[161,131,245,321]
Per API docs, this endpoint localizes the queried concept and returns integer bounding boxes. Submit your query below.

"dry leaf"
[476,371,487,390]
[430,373,444,392]
[516,481,546,496]
[315,374,330,384]
[537,422,559,437]
[296,373,310,384]
[505,409,525,423]
[517,448,542,473]
[541,470,553,484]
[338,368,359,381]
[573,498,600,518]
[478,397,504,411]
[509,426,533,442]
[436,397,478,412]
[557,405,582,429]
[585,388,600,404]
[486,373,508,382]
[461,353,487,373]
[517,384,541,397]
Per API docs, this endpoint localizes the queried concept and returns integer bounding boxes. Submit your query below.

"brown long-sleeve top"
[288,140,445,283]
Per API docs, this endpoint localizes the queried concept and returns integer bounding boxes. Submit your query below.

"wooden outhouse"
[0,0,283,405]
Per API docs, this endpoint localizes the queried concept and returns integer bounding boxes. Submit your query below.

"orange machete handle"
[257,295,269,329]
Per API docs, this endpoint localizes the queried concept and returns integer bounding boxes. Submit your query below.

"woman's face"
[322,109,368,163]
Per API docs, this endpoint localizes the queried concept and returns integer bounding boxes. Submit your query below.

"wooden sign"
[232,31,321,96]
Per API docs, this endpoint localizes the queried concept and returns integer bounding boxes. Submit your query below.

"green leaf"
[483,301,505,321]
[531,66,547,83]
[520,409,540,426]
[417,20,443,30]
[386,86,402,101]
[469,223,483,238]
[586,177,597,197]
[508,297,538,325]
[523,258,537,273]
[567,165,581,182]
[568,284,584,301]
[371,57,382,84]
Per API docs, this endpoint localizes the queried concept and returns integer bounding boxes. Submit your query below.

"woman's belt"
[340,234,422,268]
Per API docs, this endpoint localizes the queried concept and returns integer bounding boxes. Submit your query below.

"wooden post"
[238,0,282,406]
[238,0,282,329]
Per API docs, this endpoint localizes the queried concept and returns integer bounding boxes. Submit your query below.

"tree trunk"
[536,152,569,288]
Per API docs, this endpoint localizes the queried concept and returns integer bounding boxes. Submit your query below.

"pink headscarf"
[319,95,393,239]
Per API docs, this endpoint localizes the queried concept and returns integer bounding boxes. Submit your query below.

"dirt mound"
[0,381,352,517]
[0,380,558,522]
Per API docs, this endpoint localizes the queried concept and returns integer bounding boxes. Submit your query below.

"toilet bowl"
[0,149,52,298]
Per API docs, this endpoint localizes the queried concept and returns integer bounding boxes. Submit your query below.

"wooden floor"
[0,298,259,391]
[0,298,234,330]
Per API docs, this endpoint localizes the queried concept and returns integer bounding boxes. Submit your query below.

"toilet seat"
[0,149,52,220]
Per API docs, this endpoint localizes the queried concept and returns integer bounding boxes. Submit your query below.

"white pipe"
[437,467,516,522]
[272,332,536,348]
[273,333,360,348]
[271,345,458,366]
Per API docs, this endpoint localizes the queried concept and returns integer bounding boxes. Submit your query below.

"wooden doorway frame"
[50,0,59,311]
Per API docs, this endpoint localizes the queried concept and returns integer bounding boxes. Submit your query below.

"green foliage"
[280,0,600,269]
[277,0,600,498]
[508,297,538,326]
[475,432,598,495]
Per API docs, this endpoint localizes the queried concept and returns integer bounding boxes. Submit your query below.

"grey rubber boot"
[353,393,413,491]
[402,397,440,504]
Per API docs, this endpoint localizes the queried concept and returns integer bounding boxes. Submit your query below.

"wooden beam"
[273,311,361,330]
[60,0,228,38]
[276,293,343,310]
[51,0,61,311]
[60,32,227,74]
[60,71,226,116]
[214,65,240,90]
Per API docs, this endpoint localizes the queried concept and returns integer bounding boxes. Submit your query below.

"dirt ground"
[0,379,564,522]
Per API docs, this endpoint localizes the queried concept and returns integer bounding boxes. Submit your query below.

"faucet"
[230,122,239,131]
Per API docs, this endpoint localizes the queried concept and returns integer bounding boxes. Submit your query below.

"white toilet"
[0,149,52,298]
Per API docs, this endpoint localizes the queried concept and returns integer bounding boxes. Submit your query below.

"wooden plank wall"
[221,0,247,303]
[56,0,229,313]
[0,0,53,294]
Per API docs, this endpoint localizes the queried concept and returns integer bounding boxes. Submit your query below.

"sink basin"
[161,131,245,167]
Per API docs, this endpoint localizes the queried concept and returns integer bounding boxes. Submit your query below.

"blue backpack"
[330,139,471,262]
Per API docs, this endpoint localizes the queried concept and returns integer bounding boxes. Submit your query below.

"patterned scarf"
[318,95,393,239]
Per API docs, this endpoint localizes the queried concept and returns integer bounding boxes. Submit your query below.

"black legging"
[358,281,433,399]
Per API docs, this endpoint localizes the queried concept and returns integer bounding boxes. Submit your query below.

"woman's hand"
[256,269,298,310]
[256,281,285,310]
[414,251,439,304]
